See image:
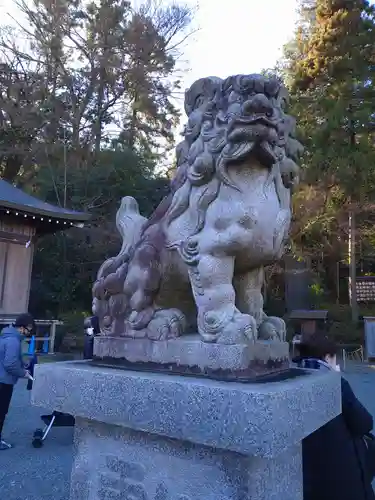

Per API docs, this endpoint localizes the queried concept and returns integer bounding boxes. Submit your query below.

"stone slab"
[70,417,303,500]
[32,361,341,458]
[93,335,290,378]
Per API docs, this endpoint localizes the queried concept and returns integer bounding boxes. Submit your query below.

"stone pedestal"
[31,361,341,500]
[93,336,290,380]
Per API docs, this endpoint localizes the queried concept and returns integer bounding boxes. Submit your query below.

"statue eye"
[194,96,205,108]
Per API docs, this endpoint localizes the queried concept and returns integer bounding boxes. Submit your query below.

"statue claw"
[258,316,286,342]
[146,309,187,340]
[202,311,258,345]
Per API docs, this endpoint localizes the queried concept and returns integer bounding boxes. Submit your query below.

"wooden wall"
[0,220,35,314]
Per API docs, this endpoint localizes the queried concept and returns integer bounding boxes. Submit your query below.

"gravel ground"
[0,364,375,500]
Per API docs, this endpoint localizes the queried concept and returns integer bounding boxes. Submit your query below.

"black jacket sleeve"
[341,377,373,437]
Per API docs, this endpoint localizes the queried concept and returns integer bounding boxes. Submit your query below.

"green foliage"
[58,310,90,337]
[281,0,375,267]
[29,147,169,318]
[0,0,193,325]
[309,281,325,307]
[322,302,375,345]
[0,0,193,182]
[32,146,167,217]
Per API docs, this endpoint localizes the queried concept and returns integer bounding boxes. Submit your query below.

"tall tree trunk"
[128,102,138,150]
[348,105,358,323]
[348,209,358,322]
[94,68,105,159]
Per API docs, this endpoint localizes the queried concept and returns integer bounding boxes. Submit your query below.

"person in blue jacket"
[0,313,34,450]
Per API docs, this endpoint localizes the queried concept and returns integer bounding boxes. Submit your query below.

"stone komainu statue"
[92,74,303,345]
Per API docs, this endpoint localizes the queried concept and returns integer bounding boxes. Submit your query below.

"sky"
[181,0,299,90]
[0,0,299,90]
[0,0,299,148]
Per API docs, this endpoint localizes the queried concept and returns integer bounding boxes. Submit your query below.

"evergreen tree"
[0,0,192,175]
[282,0,375,309]
[0,0,193,321]
[285,0,375,189]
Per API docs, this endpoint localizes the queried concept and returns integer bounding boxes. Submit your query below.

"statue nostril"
[243,94,273,115]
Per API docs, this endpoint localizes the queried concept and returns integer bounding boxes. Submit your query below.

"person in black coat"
[294,335,375,500]
[83,316,100,359]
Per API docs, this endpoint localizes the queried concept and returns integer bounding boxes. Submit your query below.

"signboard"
[356,277,375,303]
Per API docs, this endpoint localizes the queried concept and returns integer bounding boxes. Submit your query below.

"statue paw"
[200,310,257,344]
[146,308,187,340]
[258,316,286,342]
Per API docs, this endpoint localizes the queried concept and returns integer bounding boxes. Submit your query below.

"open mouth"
[222,138,278,169]
[226,119,280,168]
[227,113,279,135]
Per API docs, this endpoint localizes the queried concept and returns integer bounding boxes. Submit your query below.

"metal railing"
[0,317,62,354]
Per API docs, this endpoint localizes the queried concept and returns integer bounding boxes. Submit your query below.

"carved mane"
[160,74,301,245]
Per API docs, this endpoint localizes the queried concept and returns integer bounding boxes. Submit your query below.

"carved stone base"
[93,335,289,381]
[31,361,341,500]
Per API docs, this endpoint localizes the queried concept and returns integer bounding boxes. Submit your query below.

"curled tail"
[116,196,148,259]
[93,196,169,336]
[92,197,147,322]
[96,197,147,281]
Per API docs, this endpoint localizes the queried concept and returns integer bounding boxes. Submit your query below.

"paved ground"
[0,379,73,500]
[0,363,375,500]
[343,364,375,415]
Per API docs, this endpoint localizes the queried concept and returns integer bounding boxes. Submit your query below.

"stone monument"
[91,73,304,379]
[32,74,341,500]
